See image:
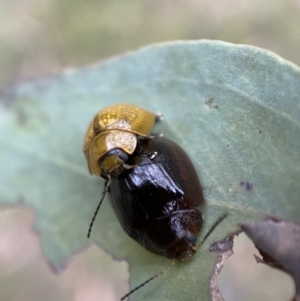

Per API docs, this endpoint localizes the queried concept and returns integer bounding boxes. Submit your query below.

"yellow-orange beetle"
[83,103,160,177]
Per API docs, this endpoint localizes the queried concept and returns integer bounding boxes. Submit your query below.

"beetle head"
[99,149,129,178]
[164,232,198,261]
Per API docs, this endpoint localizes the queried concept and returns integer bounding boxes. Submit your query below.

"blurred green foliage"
[1,0,300,90]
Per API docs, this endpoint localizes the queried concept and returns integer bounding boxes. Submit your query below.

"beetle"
[83,103,159,177]
[83,103,205,260]
[108,136,204,260]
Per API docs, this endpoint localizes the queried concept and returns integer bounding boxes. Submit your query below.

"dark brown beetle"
[84,104,209,299]
[83,104,205,261]
[108,136,204,260]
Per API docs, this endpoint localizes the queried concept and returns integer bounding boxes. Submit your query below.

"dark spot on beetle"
[240,181,253,191]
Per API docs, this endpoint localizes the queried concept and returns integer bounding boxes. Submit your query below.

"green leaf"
[1,40,300,301]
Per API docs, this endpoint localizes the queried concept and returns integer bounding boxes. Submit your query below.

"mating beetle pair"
[83,103,205,261]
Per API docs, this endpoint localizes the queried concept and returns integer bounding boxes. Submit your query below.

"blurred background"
[1,0,300,90]
[0,0,299,300]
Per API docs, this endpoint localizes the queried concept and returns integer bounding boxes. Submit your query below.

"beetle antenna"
[87,175,112,238]
[121,260,175,301]
[194,212,228,251]
[120,214,228,300]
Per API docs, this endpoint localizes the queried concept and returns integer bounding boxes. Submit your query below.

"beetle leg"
[140,150,158,160]
[123,163,135,170]
[148,132,164,139]
[192,245,198,251]
[155,112,164,122]
[148,151,157,160]
[148,112,163,138]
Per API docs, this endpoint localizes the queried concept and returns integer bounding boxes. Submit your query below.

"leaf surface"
[1,40,300,300]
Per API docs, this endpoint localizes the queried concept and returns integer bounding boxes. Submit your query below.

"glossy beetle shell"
[109,137,204,261]
[83,103,157,176]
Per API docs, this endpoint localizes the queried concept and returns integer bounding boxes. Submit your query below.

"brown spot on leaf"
[240,181,253,191]
[205,98,219,110]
